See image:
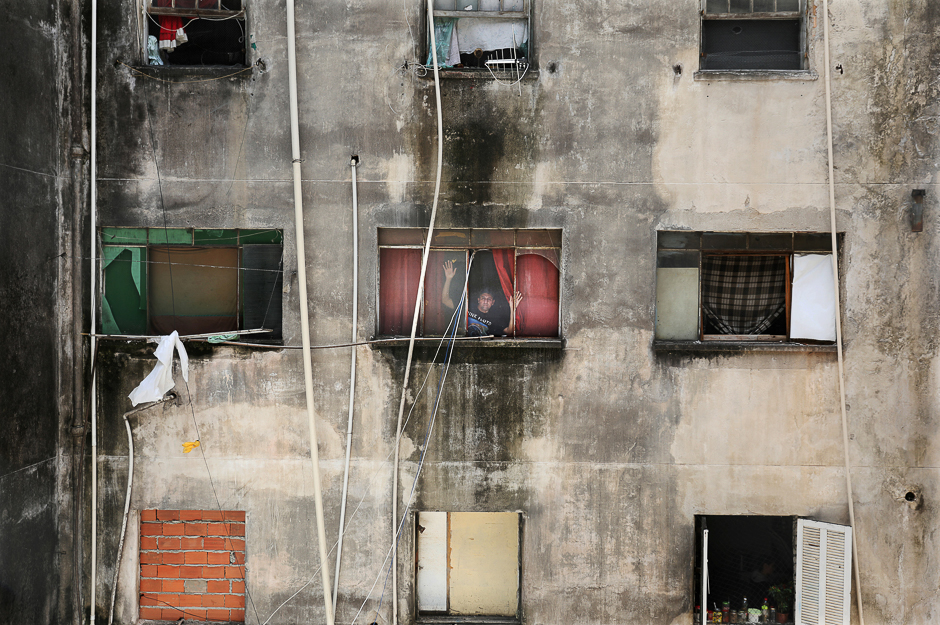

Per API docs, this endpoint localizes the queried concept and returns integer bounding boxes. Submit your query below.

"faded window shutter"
[242,245,283,340]
[796,519,852,625]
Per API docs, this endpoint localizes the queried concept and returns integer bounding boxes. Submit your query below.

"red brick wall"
[139,510,247,622]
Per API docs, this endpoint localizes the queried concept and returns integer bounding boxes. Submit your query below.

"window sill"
[693,69,818,82]
[653,340,836,354]
[417,617,520,625]
[370,336,563,349]
[421,68,539,82]
[129,65,253,80]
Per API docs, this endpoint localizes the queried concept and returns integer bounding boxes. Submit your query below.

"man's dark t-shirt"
[468,308,509,336]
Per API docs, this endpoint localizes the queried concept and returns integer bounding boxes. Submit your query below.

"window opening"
[145,0,246,66]
[100,228,283,340]
[378,228,560,339]
[655,232,838,343]
[700,0,804,71]
[429,0,530,78]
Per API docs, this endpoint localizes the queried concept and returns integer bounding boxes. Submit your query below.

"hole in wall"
[905,491,917,502]
[732,25,743,34]
[673,64,682,75]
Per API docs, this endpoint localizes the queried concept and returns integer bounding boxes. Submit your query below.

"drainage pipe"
[391,2,446,621]
[821,1,865,623]
[108,394,177,625]
[332,156,360,616]
[90,1,99,623]
[68,0,88,622]
[286,1,334,623]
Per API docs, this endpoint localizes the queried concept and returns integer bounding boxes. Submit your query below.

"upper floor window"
[654,232,838,344]
[146,0,246,66]
[700,0,805,72]
[100,228,282,340]
[378,228,560,339]
[428,0,530,77]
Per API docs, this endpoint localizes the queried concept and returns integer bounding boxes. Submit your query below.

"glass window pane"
[432,230,471,247]
[702,232,747,249]
[515,229,561,247]
[658,231,701,250]
[150,247,238,335]
[470,229,514,248]
[424,250,468,336]
[749,233,793,250]
[655,265,700,340]
[193,229,239,245]
[242,245,283,341]
[705,0,730,13]
[239,229,283,244]
[729,0,751,12]
[657,250,699,268]
[777,0,800,10]
[378,228,427,246]
[379,248,422,335]
[794,233,832,252]
[149,228,192,245]
[101,227,147,245]
[753,0,775,11]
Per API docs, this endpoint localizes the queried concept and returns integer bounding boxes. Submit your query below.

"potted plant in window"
[768,583,794,623]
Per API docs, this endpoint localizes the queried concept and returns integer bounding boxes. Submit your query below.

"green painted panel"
[101,228,147,245]
[194,229,239,245]
[103,248,147,335]
[240,229,283,244]
[149,228,192,245]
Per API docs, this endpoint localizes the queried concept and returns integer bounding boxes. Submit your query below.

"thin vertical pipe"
[286,0,334,622]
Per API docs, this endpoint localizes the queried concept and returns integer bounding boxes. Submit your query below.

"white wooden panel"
[790,254,837,341]
[449,512,519,616]
[417,511,448,613]
[796,519,852,625]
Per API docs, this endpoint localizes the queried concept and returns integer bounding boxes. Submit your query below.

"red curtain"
[379,248,421,335]
[516,253,559,337]
[491,247,515,304]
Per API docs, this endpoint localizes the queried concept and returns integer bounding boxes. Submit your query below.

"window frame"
[376,228,562,341]
[426,0,533,77]
[654,231,839,346]
[697,0,811,78]
[141,0,248,67]
[415,511,523,622]
[99,227,283,341]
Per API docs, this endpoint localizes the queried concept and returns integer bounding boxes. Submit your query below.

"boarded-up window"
[100,228,282,340]
[416,511,520,618]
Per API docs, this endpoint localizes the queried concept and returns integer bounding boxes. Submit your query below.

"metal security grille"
[702,19,802,70]
[705,0,801,13]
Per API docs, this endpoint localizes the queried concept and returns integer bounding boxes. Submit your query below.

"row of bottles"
[693,597,776,623]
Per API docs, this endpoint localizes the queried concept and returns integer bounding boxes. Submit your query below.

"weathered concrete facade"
[78,1,940,625]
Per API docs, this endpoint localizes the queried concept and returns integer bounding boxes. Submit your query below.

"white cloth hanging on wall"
[790,254,837,341]
[128,331,190,406]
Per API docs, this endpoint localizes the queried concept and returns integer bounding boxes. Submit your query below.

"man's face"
[477,292,495,313]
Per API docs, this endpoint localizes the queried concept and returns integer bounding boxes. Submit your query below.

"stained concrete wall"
[94,1,938,624]
[0,2,81,624]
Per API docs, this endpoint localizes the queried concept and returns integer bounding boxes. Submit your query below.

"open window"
[416,511,521,620]
[428,0,530,77]
[699,0,806,72]
[655,232,839,344]
[694,516,852,625]
[378,228,561,339]
[145,0,246,66]
[100,228,282,340]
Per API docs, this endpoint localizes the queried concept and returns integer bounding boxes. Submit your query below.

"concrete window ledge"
[693,69,818,82]
[129,65,253,80]
[653,340,836,354]
[421,68,540,81]
[371,337,564,350]
[417,617,520,625]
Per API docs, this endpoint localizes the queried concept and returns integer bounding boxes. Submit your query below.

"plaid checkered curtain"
[702,255,787,334]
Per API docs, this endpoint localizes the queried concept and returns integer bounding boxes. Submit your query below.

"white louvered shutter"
[796,519,852,625]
